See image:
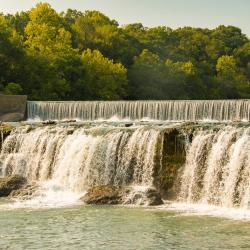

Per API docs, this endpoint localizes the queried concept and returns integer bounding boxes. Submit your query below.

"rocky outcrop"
[81,185,163,206]
[0,123,14,150]
[153,128,186,199]
[0,175,27,197]
[10,183,38,199]
[82,185,124,205]
[123,187,164,206]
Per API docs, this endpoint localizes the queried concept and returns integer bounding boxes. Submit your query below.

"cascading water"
[27,100,250,122]
[1,99,250,217]
[0,125,162,193]
[178,126,250,211]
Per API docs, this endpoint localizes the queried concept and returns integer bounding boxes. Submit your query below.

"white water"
[164,202,250,220]
[179,126,250,209]
[1,122,250,220]
[27,100,250,122]
[1,180,84,209]
[0,125,162,195]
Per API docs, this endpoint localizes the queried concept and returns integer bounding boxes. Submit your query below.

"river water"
[0,204,250,250]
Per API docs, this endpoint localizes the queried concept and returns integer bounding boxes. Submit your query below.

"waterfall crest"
[27,100,250,122]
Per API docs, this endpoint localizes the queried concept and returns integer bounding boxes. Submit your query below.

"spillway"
[27,100,250,122]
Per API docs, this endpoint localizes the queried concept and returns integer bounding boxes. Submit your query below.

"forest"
[0,2,250,100]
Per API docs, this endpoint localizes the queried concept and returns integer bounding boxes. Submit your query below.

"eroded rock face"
[0,175,27,197]
[81,185,164,206]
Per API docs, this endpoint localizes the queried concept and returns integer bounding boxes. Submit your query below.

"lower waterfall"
[0,122,250,215]
[0,125,162,192]
[179,126,250,209]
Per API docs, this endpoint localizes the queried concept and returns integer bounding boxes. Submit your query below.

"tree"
[23,3,81,100]
[164,60,205,99]
[212,26,248,54]
[81,49,128,100]
[72,10,118,52]
[0,16,25,89]
[215,55,247,98]
[1,5,250,101]
[2,83,23,95]
[128,49,166,99]
[25,3,74,55]
[5,11,30,36]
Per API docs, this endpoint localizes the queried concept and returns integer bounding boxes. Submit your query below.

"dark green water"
[1,204,250,250]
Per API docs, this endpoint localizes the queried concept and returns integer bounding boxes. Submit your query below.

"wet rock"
[42,120,57,125]
[146,188,164,205]
[61,119,77,123]
[10,183,38,199]
[124,123,133,127]
[0,123,13,135]
[82,185,163,206]
[82,185,123,205]
[0,175,27,197]
[123,187,164,206]
[0,123,14,150]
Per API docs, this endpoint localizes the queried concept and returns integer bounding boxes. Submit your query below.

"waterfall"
[0,125,163,192]
[1,122,250,211]
[27,100,250,122]
[179,126,250,209]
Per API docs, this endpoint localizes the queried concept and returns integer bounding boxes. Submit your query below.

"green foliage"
[216,55,249,98]
[128,49,166,99]
[0,3,249,100]
[0,16,25,89]
[2,83,23,95]
[81,49,128,100]
[25,3,74,55]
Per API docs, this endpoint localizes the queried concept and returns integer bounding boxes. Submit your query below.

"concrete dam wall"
[0,95,27,122]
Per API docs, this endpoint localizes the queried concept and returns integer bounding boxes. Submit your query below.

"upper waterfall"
[27,100,250,122]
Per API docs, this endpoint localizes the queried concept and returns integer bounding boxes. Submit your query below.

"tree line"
[0,3,249,100]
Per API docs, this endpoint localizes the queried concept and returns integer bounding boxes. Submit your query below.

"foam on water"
[164,202,250,220]
[0,181,84,209]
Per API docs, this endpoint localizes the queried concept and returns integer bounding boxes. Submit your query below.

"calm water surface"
[0,202,250,250]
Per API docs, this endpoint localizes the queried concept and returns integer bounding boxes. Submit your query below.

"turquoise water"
[1,203,250,250]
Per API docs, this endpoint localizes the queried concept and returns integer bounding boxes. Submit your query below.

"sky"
[0,0,250,37]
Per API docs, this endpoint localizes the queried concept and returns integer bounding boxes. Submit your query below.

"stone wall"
[0,95,27,122]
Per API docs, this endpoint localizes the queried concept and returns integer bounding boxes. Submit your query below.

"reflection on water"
[0,204,250,250]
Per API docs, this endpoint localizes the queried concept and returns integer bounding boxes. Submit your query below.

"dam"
[27,100,250,122]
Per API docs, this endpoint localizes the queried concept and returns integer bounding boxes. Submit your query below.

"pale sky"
[0,0,249,37]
